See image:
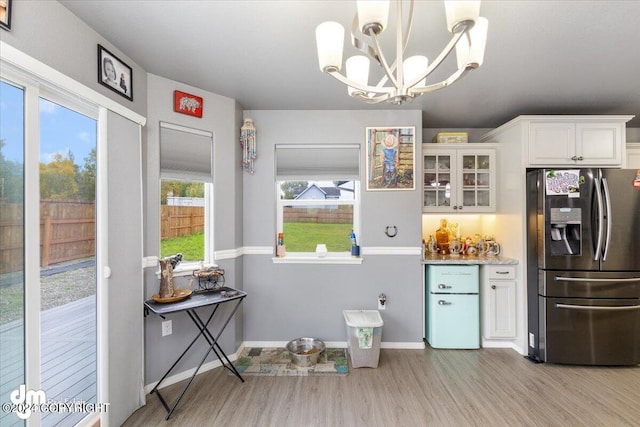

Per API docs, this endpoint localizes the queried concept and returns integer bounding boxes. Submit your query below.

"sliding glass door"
[0,76,98,427]
[0,79,26,427]
[38,97,97,427]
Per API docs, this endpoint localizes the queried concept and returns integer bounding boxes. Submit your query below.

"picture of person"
[102,57,118,87]
[380,133,399,187]
[119,73,127,94]
[98,45,133,100]
[365,126,415,191]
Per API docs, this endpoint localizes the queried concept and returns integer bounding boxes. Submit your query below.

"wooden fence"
[161,205,204,240]
[283,206,353,224]
[0,202,205,274]
[0,200,96,274]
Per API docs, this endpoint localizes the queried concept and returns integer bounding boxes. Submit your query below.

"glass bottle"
[436,219,449,254]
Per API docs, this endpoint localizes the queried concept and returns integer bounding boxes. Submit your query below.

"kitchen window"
[159,122,214,273]
[274,144,362,264]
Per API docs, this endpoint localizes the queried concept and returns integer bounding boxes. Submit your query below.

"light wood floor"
[123,347,640,426]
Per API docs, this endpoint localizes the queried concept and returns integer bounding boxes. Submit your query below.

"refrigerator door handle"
[593,176,604,261]
[556,303,640,311]
[601,177,612,261]
[555,276,640,283]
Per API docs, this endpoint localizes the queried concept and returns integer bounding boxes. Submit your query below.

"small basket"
[192,267,225,293]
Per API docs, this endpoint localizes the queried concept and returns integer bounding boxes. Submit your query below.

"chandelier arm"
[350,15,380,64]
[402,0,414,52]
[326,70,395,95]
[409,66,472,96]
[352,92,390,104]
[369,29,401,89]
[404,25,467,89]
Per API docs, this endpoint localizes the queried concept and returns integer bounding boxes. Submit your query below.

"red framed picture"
[173,90,203,118]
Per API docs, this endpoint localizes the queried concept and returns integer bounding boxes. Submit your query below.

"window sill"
[272,254,363,265]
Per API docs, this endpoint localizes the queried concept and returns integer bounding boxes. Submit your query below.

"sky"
[0,80,96,165]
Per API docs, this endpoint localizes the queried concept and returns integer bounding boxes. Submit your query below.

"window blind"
[275,144,360,181]
[160,122,213,182]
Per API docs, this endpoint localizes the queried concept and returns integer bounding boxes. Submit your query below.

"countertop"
[421,254,518,265]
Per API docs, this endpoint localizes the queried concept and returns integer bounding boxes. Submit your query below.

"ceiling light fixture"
[315,0,488,105]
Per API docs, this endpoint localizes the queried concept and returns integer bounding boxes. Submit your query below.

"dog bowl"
[286,337,326,367]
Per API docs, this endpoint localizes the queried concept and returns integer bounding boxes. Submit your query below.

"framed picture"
[173,90,203,118]
[365,126,415,191]
[0,0,12,31]
[97,44,133,101]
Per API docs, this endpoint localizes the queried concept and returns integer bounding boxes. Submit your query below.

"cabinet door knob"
[438,284,452,289]
[491,285,496,289]
[453,205,458,210]
[458,205,463,210]
[577,156,584,161]
[438,300,452,305]
[571,155,578,160]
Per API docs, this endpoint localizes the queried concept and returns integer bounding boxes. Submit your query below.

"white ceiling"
[60,0,640,128]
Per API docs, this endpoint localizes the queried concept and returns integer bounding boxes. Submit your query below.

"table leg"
[188,298,245,382]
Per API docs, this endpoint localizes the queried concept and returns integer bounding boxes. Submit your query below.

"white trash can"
[343,310,383,368]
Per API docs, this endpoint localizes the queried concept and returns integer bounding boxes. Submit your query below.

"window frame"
[274,180,362,264]
[159,122,215,276]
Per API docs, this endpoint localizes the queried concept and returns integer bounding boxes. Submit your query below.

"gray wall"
[242,110,424,344]
[143,73,243,383]
[4,0,147,117]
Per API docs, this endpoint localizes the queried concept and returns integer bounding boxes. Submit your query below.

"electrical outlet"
[162,320,172,336]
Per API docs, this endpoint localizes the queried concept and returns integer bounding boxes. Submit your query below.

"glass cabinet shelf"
[422,144,496,213]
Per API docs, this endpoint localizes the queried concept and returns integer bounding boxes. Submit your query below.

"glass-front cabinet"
[423,144,496,213]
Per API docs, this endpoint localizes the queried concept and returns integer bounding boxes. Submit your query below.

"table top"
[144,287,247,315]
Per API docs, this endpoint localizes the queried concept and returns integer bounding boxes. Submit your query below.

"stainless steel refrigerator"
[526,168,640,365]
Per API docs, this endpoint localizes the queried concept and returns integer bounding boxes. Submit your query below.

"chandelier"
[315,0,488,105]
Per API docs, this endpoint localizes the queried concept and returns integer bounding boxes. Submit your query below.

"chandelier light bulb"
[316,21,345,72]
[445,0,481,33]
[403,55,429,87]
[455,16,488,69]
[357,0,390,34]
[346,55,371,95]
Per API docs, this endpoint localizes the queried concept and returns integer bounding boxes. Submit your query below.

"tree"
[0,139,24,203]
[40,153,78,199]
[280,181,308,199]
[76,148,96,201]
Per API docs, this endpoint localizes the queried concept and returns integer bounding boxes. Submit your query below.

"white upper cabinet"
[423,144,496,213]
[626,143,640,168]
[528,118,629,167]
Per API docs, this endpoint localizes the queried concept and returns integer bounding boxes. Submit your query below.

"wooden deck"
[0,296,96,427]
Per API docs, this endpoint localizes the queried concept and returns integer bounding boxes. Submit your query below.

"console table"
[144,287,247,419]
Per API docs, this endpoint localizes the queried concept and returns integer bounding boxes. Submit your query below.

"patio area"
[0,295,96,426]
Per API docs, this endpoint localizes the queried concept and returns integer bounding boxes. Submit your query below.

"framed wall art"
[0,0,12,31]
[365,126,415,191]
[173,90,203,118]
[97,44,133,101]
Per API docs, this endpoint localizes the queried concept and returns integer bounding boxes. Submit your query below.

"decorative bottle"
[436,219,449,254]
[276,232,285,257]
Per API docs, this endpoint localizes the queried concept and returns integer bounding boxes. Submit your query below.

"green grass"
[161,232,204,260]
[283,222,353,252]
[160,223,353,258]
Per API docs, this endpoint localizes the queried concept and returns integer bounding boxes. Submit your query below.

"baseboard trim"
[482,340,524,354]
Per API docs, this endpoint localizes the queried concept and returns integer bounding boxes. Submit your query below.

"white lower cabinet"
[481,265,516,339]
